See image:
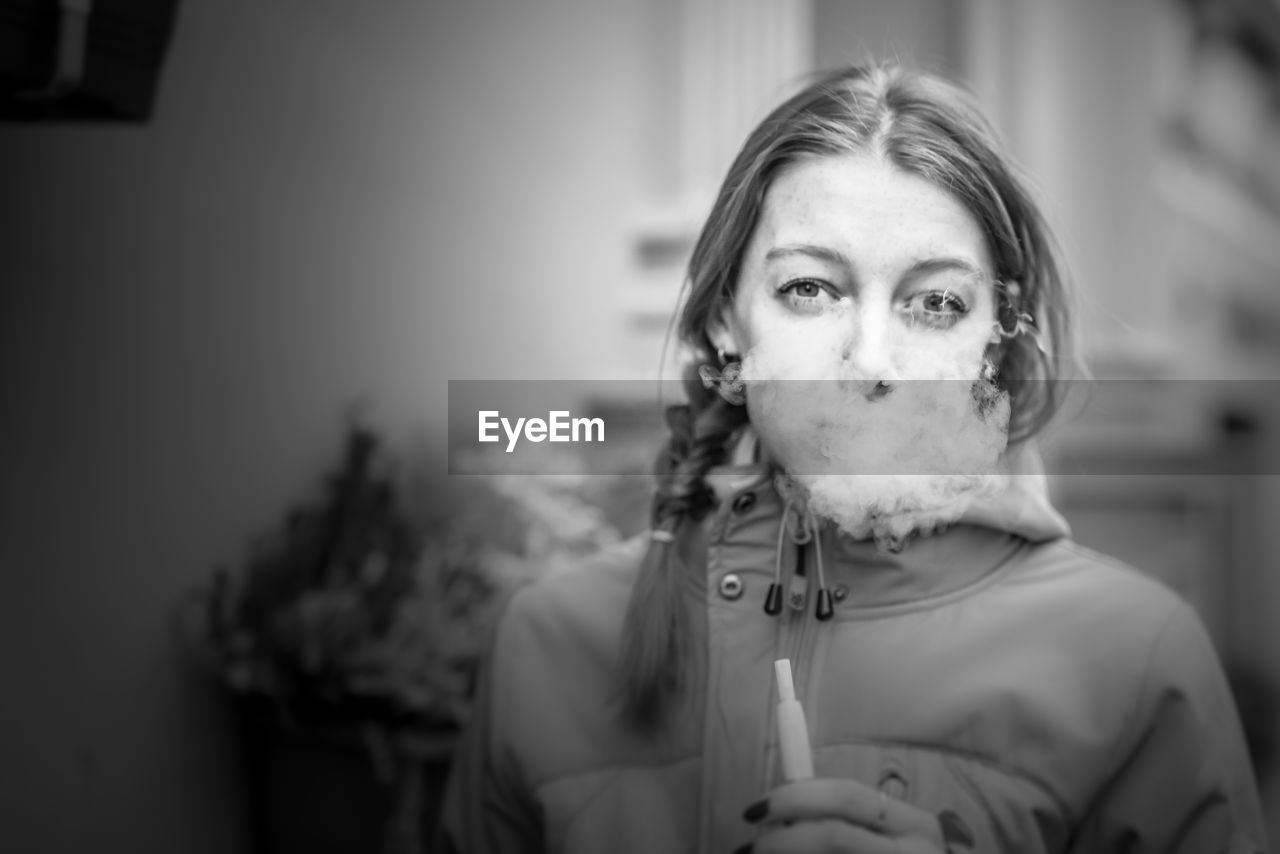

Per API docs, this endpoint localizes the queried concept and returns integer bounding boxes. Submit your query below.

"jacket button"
[731,492,757,514]
[833,584,848,603]
[718,573,744,600]
[877,770,908,800]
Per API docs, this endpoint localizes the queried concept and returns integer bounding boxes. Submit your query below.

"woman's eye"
[905,289,969,327]
[778,278,833,310]
[796,282,821,297]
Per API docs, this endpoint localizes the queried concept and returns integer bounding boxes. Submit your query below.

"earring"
[992,311,1047,356]
[993,281,1047,355]
[995,305,1038,339]
[699,356,746,405]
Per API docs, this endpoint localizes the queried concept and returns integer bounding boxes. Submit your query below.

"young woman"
[439,63,1267,854]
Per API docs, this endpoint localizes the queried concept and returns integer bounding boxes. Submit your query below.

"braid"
[619,368,749,730]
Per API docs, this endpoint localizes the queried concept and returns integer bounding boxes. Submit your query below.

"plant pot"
[237,699,458,854]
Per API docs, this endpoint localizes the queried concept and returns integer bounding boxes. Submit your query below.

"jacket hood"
[954,439,1072,543]
[707,428,1071,545]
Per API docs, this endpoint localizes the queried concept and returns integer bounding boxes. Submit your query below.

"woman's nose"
[840,305,895,379]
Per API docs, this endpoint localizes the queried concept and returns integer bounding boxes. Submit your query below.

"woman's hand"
[734,778,948,854]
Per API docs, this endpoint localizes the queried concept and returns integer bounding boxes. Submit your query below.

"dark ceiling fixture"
[0,0,181,122]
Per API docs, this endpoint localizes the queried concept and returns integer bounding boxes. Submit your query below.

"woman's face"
[715,152,999,380]
[711,152,1013,547]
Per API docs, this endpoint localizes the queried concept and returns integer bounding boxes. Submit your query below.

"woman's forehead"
[752,153,992,270]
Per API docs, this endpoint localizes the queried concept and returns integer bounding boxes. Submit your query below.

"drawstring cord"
[765,496,834,621]
[812,521,834,621]
[765,505,788,615]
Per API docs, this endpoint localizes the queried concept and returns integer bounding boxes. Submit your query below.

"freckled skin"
[716,152,999,379]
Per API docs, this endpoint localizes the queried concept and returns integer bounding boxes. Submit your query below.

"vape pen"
[774,658,814,781]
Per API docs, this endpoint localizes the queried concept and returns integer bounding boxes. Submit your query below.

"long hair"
[619,62,1075,730]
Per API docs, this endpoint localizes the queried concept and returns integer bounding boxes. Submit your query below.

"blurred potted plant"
[183,425,626,853]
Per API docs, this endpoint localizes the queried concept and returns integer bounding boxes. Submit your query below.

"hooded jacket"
[439,448,1267,853]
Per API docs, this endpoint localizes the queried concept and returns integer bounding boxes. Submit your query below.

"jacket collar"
[702,438,1072,610]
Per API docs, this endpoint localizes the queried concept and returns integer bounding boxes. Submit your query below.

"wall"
[0,1,652,851]
[814,0,961,74]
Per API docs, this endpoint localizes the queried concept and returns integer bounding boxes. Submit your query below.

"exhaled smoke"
[741,335,1011,552]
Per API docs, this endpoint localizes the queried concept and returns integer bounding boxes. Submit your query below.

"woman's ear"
[707,311,743,359]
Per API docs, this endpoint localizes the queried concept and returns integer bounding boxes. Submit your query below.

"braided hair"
[619,370,747,729]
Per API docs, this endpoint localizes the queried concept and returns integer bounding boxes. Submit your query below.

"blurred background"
[2,0,1278,851]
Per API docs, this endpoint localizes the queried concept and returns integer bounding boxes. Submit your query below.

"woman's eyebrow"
[764,246,985,282]
[763,243,853,268]
[903,257,986,281]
